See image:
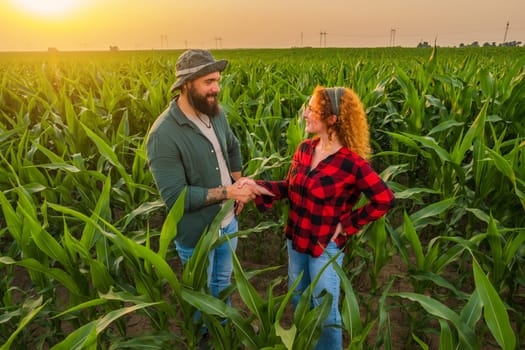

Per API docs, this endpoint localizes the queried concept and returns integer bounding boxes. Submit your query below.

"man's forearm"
[204,170,241,206]
[205,186,228,206]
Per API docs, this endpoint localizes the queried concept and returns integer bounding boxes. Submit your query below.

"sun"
[12,0,82,17]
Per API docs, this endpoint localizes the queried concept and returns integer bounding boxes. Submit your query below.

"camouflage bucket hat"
[171,49,228,92]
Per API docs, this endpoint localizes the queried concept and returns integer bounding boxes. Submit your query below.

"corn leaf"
[472,259,516,350]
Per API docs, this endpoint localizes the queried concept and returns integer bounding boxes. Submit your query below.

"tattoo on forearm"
[205,187,227,206]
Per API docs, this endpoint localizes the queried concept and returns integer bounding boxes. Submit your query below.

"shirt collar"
[169,97,196,127]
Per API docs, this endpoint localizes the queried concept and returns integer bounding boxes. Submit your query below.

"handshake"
[225,177,274,206]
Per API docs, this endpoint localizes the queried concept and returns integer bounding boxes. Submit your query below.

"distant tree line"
[417,40,523,48]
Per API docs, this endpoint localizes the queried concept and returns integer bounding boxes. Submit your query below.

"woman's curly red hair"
[311,85,371,159]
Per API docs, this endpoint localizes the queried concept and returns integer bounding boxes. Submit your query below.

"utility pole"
[390,29,396,47]
[503,21,509,43]
[160,35,168,49]
[215,37,222,49]
[320,31,327,47]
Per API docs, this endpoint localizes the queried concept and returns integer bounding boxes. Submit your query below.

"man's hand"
[237,177,274,196]
[227,177,274,204]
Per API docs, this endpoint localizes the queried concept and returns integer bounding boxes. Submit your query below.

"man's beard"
[188,84,219,117]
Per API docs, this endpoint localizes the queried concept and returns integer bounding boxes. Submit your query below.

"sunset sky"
[1,0,524,51]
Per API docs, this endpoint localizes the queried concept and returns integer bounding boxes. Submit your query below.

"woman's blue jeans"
[175,217,238,304]
[287,239,344,350]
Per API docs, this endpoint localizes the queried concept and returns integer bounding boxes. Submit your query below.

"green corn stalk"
[363,217,390,291]
[0,297,48,350]
[371,278,396,350]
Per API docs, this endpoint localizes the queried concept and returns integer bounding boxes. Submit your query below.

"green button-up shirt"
[146,98,242,247]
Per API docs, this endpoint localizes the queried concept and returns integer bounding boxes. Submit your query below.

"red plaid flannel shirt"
[255,138,395,257]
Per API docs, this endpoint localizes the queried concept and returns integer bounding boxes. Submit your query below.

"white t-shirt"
[193,114,235,229]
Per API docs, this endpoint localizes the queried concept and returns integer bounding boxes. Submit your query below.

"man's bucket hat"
[171,49,228,92]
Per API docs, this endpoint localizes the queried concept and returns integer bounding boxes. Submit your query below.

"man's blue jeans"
[287,239,344,350]
[175,217,238,304]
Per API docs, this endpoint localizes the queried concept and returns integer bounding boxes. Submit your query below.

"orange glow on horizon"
[0,0,523,52]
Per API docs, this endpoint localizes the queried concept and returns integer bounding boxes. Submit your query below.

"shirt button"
[211,150,214,153]
[216,167,219,171]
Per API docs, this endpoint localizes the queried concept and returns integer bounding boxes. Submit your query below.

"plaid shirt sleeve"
[339,159,395,236]
[253,180,288,210]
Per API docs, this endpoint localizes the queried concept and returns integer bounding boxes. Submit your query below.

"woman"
[243,85,395,349]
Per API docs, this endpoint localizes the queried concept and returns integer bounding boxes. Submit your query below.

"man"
[146,49,270,301]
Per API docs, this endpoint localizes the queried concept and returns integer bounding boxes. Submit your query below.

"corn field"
[0,47,524,349]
